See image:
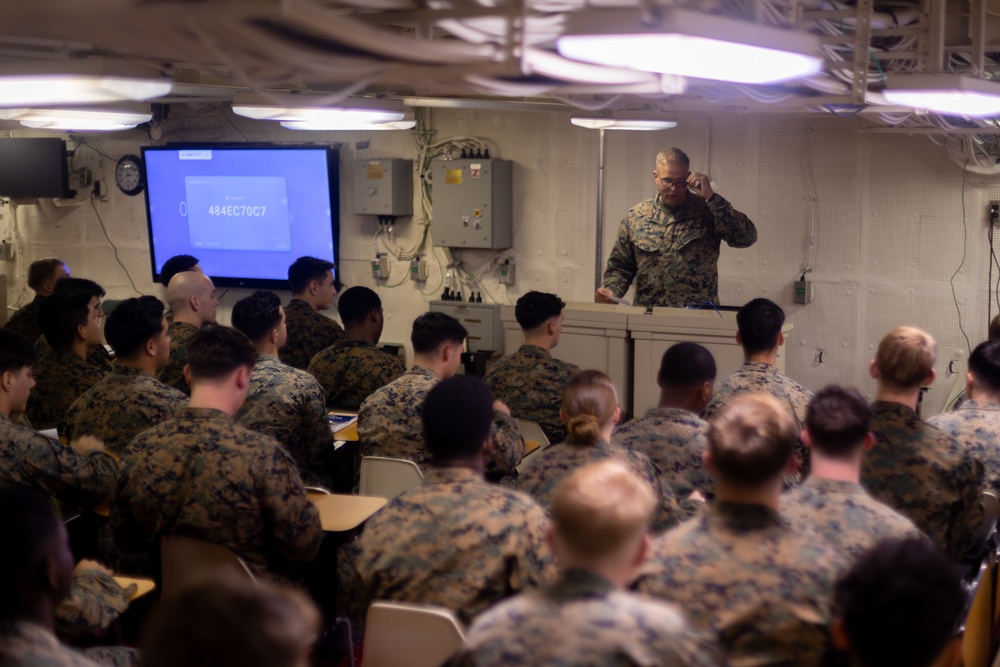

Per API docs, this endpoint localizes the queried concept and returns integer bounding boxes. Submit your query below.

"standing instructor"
[597,148,757,309]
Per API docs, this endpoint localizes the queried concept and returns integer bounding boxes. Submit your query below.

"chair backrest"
[363,601,464,667]
[160,535,256,598]
[359,456,424,501]
[984,492,1000,520]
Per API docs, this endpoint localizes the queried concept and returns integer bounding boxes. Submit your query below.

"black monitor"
[0,138,72,199]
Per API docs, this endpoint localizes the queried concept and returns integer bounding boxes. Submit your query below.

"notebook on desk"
[516,418,549,455]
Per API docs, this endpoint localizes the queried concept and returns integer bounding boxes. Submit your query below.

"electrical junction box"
[430,300,503,353]
[352,159,413,216]
[431,159,512,249]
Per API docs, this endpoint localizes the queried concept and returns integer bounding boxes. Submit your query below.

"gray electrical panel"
[429,301,503,353]
[431,159,512,249]
[352,158,413,216]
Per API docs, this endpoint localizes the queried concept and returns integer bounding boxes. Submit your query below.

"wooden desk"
[524,440,542,456]
[308,493,386,532]
[113,576,156,600]
[335,422,359,442]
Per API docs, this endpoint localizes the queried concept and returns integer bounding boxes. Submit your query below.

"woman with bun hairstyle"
[517,370,683,532]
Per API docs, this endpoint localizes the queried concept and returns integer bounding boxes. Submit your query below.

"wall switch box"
[371,254,389,280]
[794,279,813,304]
[409,258,428,282]
[353,159,413,216]
[499,259,515,285]
[431,159,512,249]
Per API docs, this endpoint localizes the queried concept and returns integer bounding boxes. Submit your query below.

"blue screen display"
[142,145,338,288]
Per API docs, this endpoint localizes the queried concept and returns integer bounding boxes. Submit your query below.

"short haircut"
[27,258,65,291]
[708,393,795,486]
[655,147,690,169]
[104,296,166,359]
[186,325,257,382]
[969,339,1000,394]
[659,342,717,389]
[736,298,785,354]
[423,375,494,461]
[0,485,62,619]
[805,385,873,457]
[140,577,316,667]
[514,291,565,331]
[288,256,334,295]
[552,459,656,560]
[231,291,283,343]
[338,287,381,327]
[0,329,38,374]
[160,254,200,286]
[875,326,936,390]
[834,537,964,667]
[38,289,92,350]
[53,276,105,299]
[562,370,618,445]
[990,314,1000,342]
[410,312,467,354]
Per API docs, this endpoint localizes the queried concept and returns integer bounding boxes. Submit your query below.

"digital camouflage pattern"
[484,344,579,444]
[35,336,114,373]
[450,568,721,667]
[702,362,813,482]
[111,407,323,576]
[863,401,984,559]
[0,412,115,508]
[27,349,108,431]
[634,502,846,667]
[516,438,683,533]
[782,476,924,559]
[158,321,198,395]
[62,366,186,455]
[80,647,139,667]
[350,466,556,625]
[307,339,404,411]
[0,622,102,667]
[929,400,1000,496]
[614,407,713,498]
[236,353,333,489]
[56,570,136,640]
[4,295,44,345]
[279,298,344,371]
[602,194,756,308]
[358,365,524,478]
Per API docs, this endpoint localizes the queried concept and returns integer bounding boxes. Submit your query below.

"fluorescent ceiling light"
[882,75,1000,117]
[232,93,405,124]
[280,118,417,131]
[556,8,822,85]
[0,104,152,131]
[0,58,172,106]
[571,112,677,130]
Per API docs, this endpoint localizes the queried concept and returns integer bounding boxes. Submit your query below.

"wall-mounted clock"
[115,154,145,196]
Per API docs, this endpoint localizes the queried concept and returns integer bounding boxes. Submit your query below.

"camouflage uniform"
[236,353,333,489]
[929,400,1000,496]
[516,438,683,533]
[4,294,44,344]
[603,195,757,308]
[451,568,721,667]
[0,622,102,667]
[57,570,136,640]
[783,476,924,559]
[863,401,984,559]
[62,365,186,455]
[350,466,556,625]
[614,407,713,498]
[483,344,580,444]
[0,412,116,508]
[158,321,198,395]
[27,349,108,431]
[307,339,404,411]
[111,407,323,576]
[358,365,524,478]
[279,298,344,371]
[36,336,114,373]
[634,502,846,667]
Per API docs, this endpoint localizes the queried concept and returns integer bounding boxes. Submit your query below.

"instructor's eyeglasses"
[656,174,689,189]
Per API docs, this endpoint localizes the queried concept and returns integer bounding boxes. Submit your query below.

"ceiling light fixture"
[232,93,406,129]
[0,104,153,131]
[882,75,1000,117]
[556,8,822,85]
[280,118,417,131]
[571,112,677,131]
[0,58,173,107]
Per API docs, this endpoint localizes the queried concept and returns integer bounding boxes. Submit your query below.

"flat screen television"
[142,143,340,289]
[0,138,72,199]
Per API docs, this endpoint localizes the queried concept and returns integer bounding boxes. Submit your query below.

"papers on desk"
[328,412,358,429]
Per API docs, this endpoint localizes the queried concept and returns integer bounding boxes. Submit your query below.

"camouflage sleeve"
[21,433,116,508]
[950,449,985,557]
[512,502,557,591]
[56,569,135,640]
[630,450,684,532]
[602,219,637,298]
[259,445,324,564]
[110,459,152,554]
[82,647,140,667]
[706,194,757,249]
[487,411,525,478]
[300,383,335,486]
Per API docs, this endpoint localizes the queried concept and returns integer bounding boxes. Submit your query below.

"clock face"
[115,154,144,196]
